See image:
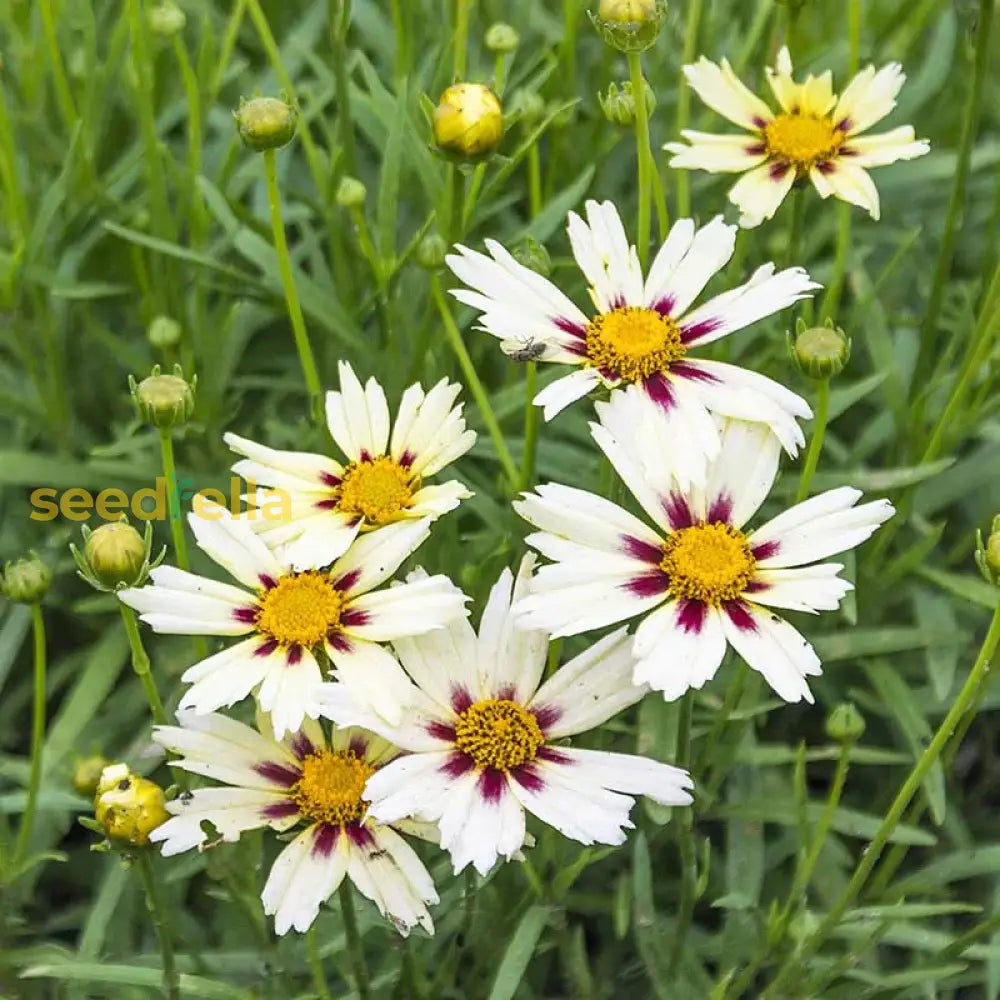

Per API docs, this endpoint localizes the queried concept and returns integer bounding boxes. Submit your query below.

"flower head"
[666,48,930,227]
[447,199,817,487]
[235,96,298,152]
[94,763,169,846]
[225,362,476,570]
[514,409,894,704]
[319,557,692,876]
[118,506,469,735]
[151,713,439,936]
[433,83,504,160]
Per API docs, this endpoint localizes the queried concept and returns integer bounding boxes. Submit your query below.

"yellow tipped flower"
[94,764,169,846]
[667,47,930,228]
[433,83,503,160]
[235,96,298,152]
[78,519,154,591]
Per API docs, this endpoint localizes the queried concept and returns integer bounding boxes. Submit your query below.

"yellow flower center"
[660,522,756,605]
[256,572,344,647]
[335,457,415,525]
[585,306,686,382]
[764,113,844,171]
[454,699,544,771]
[291,750,374,827]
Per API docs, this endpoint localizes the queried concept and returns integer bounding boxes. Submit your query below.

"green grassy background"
[1,0,999,996]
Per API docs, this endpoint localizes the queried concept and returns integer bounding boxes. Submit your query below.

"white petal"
[666,132,769,173]
[330,518,432,596]
[186,506,285,590]
[682,56,775,131]
[279,515,363,573]
[439,772,526,876]
[567,199,644,311]
[751,564,852,613]
[727,162,797,228]
[840,126,929,167]
[179,638,275,715]
[118,581,250,629]
[364,752,462,825]
[703,418,780,529]
[554,748,693,806]
[326,638,417,726]
[256,646,324,738]
[225,431,341,488]
[533,368,602,421]
[832,62,907,136]
[347,575,468,643]
[325,361,391,461]
[145,565,254,606]
[809,161,881,220]
[390,378,475,477]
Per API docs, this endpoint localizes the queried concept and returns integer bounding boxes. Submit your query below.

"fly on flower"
[666,48,930,228]
[318,556,693,876]
[118,508,468,735]
[151,712,439,936]
[447,199,817,487]
[514,407,894,703]
[226,361,476,571]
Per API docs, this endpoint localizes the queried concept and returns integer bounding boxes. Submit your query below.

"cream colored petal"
[666,131,768,173]
[832,62,906,135]
[727,162,797,228]
[841,126,930,168]
[809,161,881,219]
[682,56,774,131]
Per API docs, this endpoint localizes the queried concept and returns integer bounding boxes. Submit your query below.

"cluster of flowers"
[110,39,922,938]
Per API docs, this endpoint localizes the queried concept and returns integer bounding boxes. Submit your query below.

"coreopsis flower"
[446,199,816,487]
[514,407,894,703]
[152,712,438,936]
[319,557,693,876]
[119,508,468,735]
[226,361,475,571]
[93,764,169,847]
[666,48,930,228]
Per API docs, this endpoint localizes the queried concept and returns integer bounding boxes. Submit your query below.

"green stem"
[306,924,333,1000]
[785,186,806,269]
[330,0,358,175]
[263,149,323,407]
[40,0,77,129]
[448,165,465,245]
[453,0,470,78]
[171,36,208,244]
[763,602,1000,997]
[158,431,191,572]
[494,52,509,96]
[13,605,47,867]
[135,852,180,1000]
[520,361,540,492]
[674,0,704,219]
[667,693,696,976]
[210,0,247,101]
[560,0,579,92]
[795,379,830,503]
[697,666,747,785]
[120,605,170,728]
[339,881,371,1000]
[627,51,652,267]
[432,276,520,489]
[527,146,542,219]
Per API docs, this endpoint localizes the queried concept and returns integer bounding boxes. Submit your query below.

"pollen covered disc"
[585,306,687,383]
[291,750,374,826]
[764,113,844,171]
[256,571,345,647]
[454,699,545,771]
[334,456,416,525]
[660,522,756,605]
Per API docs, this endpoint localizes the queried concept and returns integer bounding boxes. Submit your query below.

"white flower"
[318,556,693,876]
[514,407,894,704]
[666,48,930,228]
[151,712,439,937]
[226,361,476,571]
[119,508,468,736]
[446,199,816,487]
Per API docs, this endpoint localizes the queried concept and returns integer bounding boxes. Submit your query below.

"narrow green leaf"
[487,905,548,1000]
[376,78,407,261]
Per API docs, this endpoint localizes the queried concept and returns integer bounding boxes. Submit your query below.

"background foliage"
[1,0,999,997]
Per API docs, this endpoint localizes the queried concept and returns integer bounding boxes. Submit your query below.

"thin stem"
[795,379,830,503]
[696,666,746,781]
[453,0,470,79]
[171,36,208,245]
[120,605,170,728]
[668,693,696,976]
[13,605,47,867]
[263,149,323,407]
[210,0,247,101]
[40,0,77,129]
[431,276,520,489]
[306,924,333,1000]
[527,146,542,219]
[785,186,807,269]
[158,431,191,572]
[560,0,579,92]
[339,881,371,1000]
[520,362,540,492]
[627,51,652,267]
[763,602,1000,996]
[448,165,465,245]
[674,0,704,218]
[330,0,358,175]
[135,852,180,1000]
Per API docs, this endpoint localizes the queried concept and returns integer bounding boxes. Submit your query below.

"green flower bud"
[148,1,186,36]
[789,319,851,379]
[485,22,520,53]
[235,96,298,152]
[512,237,552,278]
[1,553,52,604]
[433,83,504,161]
[73,755,111,798]
[591,0,666,52]
[336,176,367,208]
[826,702,865,743]
[416,233,449,271]
[975,515,1000,586]
[148,315,182,350]
[599,79,657,127]
[94,764,169,847]
[129,365,197,428]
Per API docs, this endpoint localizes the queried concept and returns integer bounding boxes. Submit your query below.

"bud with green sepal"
[1,553,52,605]
[485,22,520,53]
[826,702,866,743]
[335,176,367,208]
[148,315,182,351]
[590,0,667,53]
[788,318,851,380]
[234,95,298,152]
[92,763,169,848]
[129,364,197,429]
[148,1,186,36]
[433,83,504,161]
[71,517,165,592]
[417,233,449,271]
[511,237,552,278]
[600,79,657,128]
[975,515,1000,586]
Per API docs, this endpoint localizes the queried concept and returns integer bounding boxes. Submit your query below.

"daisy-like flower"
[446,199,816,487]
[319,557,693,876]
[666,48,930,228]
[119,508,468,735]
[225,361,476,571]
[151,712,438,936]
[514,406,894,703]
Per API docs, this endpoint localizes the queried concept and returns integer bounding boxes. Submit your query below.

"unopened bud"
[235,96,297,152]
[76,519,151,591]
[129,365,197,428]
[485,23,520,53]
[94,764,169,847]
[336,176,367,208]
[1,553,51,604]
[591,0,666,52]
[789,319,851,379]
[975,515,1000,586]
[826,702,865,743]
[73,755,111,797]
[512,237,552,278]
[417,233,449,271]
[148,315,182,351]
[599,79,656,127]
[433,83,504,161]
[149,1,186,36]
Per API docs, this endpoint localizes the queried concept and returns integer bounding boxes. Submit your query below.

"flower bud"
[94,764,169,847]
[148,315,182,351]
[129,365,197,428]
[825,702,865,743]
[84,520,148,588]
[975,515,1000,586]
[235,96,297,152]
[512,237,552,278]
[789,319,851,380]
[149,1,186,36]
[591,0,666,52]
[485,22,520,53]
[417,233,449,271]
[336,176,367,208]
[599,79,657,127]
[1,553,52,604]
[433,83,504,161]
[508,88,546,129]
[73,755,111,798]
